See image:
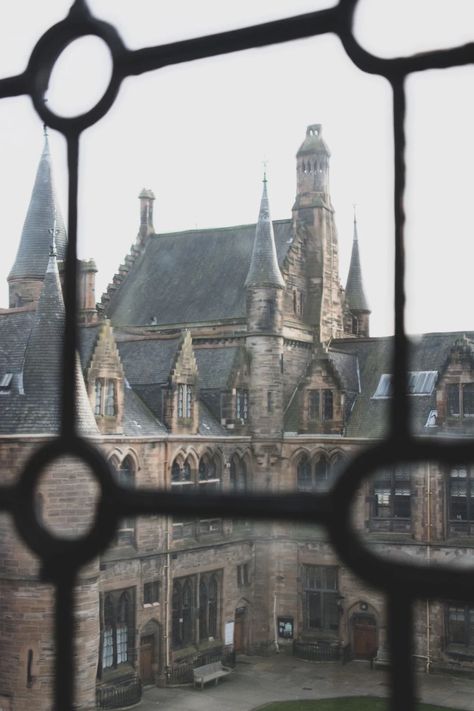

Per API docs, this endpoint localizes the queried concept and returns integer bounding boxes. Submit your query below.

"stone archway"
[139,620,161,685]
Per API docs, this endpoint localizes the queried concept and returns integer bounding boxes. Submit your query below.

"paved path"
[139,655,474,711]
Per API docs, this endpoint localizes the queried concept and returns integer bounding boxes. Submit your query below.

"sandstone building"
[0,124,473,708]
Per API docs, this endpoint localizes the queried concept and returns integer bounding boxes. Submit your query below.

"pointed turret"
[7,130,67,308]
[21,246,98,435]
[344,211,370,337]
[245,176,284,289]
[246,176,284,439]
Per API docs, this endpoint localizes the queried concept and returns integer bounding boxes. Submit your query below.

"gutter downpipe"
[426,462,432,674]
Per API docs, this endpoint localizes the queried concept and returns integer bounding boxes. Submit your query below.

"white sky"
[0,1,474,336]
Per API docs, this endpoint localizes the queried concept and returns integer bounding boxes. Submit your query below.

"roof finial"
[262,157,268,184]
[352,204,358,241]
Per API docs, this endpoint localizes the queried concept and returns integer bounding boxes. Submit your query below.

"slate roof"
[0,310,36,374]
[123,384,167,436]
[117,337,182,384]
[0,254,98,435]
[105,220,293,327]
[8,136,67,282]
[345,219,369,312]
[245,179,285,289]
[194,347,240,390]
[334,332,474,438]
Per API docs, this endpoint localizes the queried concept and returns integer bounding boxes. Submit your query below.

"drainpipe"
[273,591,279,653]
[426,463,432,674]
[164,441,171,675]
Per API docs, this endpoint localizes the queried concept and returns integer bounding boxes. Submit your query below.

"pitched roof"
[194,347,240,390]
[0,310,36,374]
[0,253,98,435]
[8,135,67,282]
[105,220,293,327]
[334,332,474,438]
[245,179,285,289]
[345,218,369,312]
[117,336,182,384]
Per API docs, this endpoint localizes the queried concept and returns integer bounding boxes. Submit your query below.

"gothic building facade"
[0,124,473,709]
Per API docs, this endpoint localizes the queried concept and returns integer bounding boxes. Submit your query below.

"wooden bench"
[193,661,232,689]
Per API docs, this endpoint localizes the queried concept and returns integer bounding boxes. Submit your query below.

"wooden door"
[140,635,155,684]
[234,608,246,653]
[352,615,377,659]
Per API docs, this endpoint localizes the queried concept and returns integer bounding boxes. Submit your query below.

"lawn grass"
[257,698,459,711]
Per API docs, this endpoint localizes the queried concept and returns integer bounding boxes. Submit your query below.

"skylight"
[0,373,12,392]
[372,371,437,399]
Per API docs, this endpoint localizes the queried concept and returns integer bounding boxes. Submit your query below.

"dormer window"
[447,382,474,418]
[308,389,333,421]
[94,378,117,416]
[177,384,192,419]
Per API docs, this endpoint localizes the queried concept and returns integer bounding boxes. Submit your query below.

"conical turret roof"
[21,249,98,435]
[8,132,67,282]
[345,215,370,313]
[245,177,285,289]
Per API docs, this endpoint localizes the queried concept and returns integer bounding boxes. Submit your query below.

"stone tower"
[344,212,370,337]
[7,131,67,308]
[292,124,344,344]
[0,246,100,710]
[245,175,285,439]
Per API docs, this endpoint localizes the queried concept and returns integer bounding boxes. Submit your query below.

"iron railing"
[1,1,474,710]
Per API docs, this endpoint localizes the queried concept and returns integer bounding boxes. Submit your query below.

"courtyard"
[139,655,474,711]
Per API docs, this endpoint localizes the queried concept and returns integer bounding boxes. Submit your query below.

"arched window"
[230,455,247,492]
[297,454,312,491]
[100,588,134,673]
[113,457,135,544]
[315,455,329,489]
[331,453,345,479]
[172,460,181,482]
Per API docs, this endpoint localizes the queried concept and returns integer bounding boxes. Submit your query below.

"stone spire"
[7,131,67,307]
[21,247,98,435]
[344,210,370,337]
[245,175,284,289]
[345,211,369,312]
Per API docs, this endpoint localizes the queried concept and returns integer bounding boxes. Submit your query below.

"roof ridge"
[155,218,292,238]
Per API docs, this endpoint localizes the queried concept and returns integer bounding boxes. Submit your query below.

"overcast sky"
[0,1,473,336]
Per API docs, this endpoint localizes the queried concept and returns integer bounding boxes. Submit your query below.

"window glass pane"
[463,383,474,416]
[307,591,321,628]
[448,606,466,644]
[325,567,338,591]
[309,390,319,420]
[325,592,339,631]
[297,456,311,491]
[322,390,333,420]
[102,627,113,669]
[447,383,460,415]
